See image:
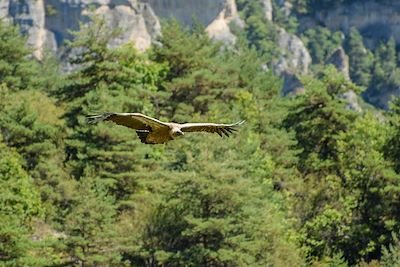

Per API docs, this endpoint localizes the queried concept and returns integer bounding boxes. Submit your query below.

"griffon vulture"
[87,112,244,144]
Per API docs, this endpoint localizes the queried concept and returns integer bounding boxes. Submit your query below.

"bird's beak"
[179,131,184,136]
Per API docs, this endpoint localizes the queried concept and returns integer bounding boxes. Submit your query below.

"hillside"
[2,0,400,108]
[2,1,400,266]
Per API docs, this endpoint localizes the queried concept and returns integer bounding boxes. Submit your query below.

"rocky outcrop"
[303,0,400,108]
[146,0,243,45]
[313,0,400,48]
[272,27,311,95]
[281,71,304,96]
[2,0,244,58]
[326,47,350,80]
[144,0,225,28]
[260,0,272,21]
[324,47,361,111]
[88,3,160,51]
[1,0,57,59]
[342,90,362,112]
[205,0,243,44]
[257,1,310,95]
[0,0,312,99]
[259,0,311,76]
[277,0,293,18]
[273,28,311,76]
[2,0,163,58]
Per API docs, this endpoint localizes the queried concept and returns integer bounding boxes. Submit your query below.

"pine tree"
[120,31,304,265]
[302,26,343,65]
[0,20,69,221]
[281,67,358,262]
[0,140,41,223]
[236,0,280,60]
[369,38,400,102]
[283,66,400,264]
[385,97,400,173]
[125,138,303,267]
[0,20,40,91]
[59,16,166,204]
[0,85,69,220]
[0,138,42,266]
[63,177,122,266]
[283,66,358,173]
[346,27,374,87]
[151,19,227,116]
[335,113,400,263]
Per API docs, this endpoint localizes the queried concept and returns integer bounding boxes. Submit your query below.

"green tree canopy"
[345,27,374,87]
[0,21,40,91]
[0,138,42,266]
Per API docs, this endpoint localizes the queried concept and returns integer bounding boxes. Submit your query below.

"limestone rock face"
[341,90,362,112]
[273,28,311,76]
[324,48,361,112]
[2,0,161,58]
[205,0,243,44]
[313,0,400,48]
[140,0,243,44]
[281,71,304,96]
[279,0,292,18]
[1,0,57,59]
[3,0,246,58]
[326,47,350,80]
[260,0,272,21]
[257,1,310,95]
[271,27,311,95]
[144,0,225,27]
[88,3,160,52]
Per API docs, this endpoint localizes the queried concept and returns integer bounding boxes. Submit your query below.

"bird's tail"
[136,130,150,144]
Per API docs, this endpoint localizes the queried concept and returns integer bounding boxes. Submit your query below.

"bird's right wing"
[87,112,170,131]
[180,120,245,137]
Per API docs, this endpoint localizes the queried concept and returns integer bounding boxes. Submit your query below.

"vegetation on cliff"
[2,2,400,266]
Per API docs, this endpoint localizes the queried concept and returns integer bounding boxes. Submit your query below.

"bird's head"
[170,128,184,138]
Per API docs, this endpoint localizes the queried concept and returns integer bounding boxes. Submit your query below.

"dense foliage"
[2,3,400,266]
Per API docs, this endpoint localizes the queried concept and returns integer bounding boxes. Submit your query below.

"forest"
[2,1,400,266]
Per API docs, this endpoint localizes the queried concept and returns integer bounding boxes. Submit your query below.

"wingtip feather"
[86,112,113,124]
[233,120,245,126]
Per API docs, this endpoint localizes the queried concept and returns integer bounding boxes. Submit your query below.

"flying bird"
[87,112,244,144]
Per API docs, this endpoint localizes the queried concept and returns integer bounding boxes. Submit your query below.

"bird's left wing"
[87,112,169,131]
[180,120,245,137]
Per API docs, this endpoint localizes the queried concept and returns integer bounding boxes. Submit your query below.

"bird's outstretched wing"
[87,112,169,131]
[179,120,245,137]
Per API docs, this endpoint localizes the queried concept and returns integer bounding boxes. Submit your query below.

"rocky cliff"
[0,0,164,58]
[0,0,327,73]
[1,0,240,59]
[310,0,400,48]
[3,0,400,107]
[0,1,296,61]
[3,0,400,61]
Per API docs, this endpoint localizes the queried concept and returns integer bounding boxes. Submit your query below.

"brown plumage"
[87,112,244,144]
